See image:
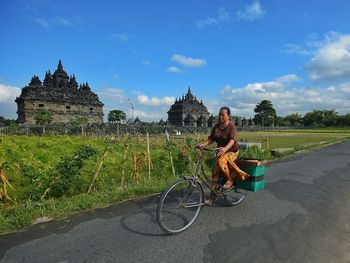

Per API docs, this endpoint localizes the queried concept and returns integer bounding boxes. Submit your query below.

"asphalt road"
[1,140,350,263]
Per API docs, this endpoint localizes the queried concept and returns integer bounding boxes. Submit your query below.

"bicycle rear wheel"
[223,187,247,206]
[157,178,204,234]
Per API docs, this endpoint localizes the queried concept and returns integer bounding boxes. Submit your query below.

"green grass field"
[238,130,350,149]
[0,129,349,234]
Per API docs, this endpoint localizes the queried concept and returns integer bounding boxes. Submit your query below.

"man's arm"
[217,138,235,156]
[196,138,213,149]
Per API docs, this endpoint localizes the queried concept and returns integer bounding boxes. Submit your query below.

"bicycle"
[157,148,247,234]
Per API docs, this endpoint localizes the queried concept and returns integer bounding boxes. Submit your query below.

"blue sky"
[1,0,350,121]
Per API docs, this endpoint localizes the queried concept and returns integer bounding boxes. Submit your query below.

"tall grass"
[0,130,349,234]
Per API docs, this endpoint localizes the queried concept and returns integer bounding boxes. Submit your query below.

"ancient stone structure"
[133,116,142,124]
[15,61,104,124]
[158,118,166,126]
[167,87,211,127]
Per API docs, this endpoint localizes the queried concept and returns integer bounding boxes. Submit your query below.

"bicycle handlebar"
[196,147,217,152]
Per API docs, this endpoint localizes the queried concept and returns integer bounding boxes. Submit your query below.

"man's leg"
[218,154,234,189]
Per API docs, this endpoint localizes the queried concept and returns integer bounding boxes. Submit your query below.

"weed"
[0,130,349,234]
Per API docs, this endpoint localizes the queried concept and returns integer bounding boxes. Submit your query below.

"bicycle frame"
[187,149,230,202]
[157,148,248,234]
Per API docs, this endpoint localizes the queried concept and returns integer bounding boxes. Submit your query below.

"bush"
[238,145,271,160]
[47,145,97,198]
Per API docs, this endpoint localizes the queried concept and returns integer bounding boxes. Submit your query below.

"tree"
[126,118,134,124]
[284,113,303,127]
[71,117,88,136]
[337,113,350,126]
[275,116,286,127]
[4,119,17,127]
[323,110,338,126]
[108,110,126,124]
[303,110,322,127]
[303,110,338,127]
[34,111,52,134]
[253,100,277,127]
[108,110,126,137]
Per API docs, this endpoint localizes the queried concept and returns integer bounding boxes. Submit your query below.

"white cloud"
[0,84,21,119]
[54,16,75,27]
[200,98,220,116]
[282,32,336,57]
[31,17,50,29]
[220,75,350,117]
[326,86,336,92]
[111,33,129,42]
[166,66,182,73]
[100,89,176,121]
[275,74,302,83]
[97,88,128,103]
[234,74,301,95]
[282,43,313,56]
[142,60,151,65]
[339,83,350,93]
[170,54,207,68]
[137,95,175,106]
[305,34,350,81]
[0,84,21,103]
[196,7,230,29]
[31,15,86,29]
[133,110,162,120]
[237,1,265,21]
[284,32,350,81]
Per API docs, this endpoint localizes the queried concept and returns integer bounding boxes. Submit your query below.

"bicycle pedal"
[223,187,235,193]
[216,186,224,193]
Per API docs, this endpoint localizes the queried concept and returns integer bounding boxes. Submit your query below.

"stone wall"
[17,99,103,124]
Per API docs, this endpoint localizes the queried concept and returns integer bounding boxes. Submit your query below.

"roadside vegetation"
[0,129,350,234]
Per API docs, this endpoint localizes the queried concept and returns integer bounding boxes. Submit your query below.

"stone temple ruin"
[167,87,213,127]
[15,60,104,125]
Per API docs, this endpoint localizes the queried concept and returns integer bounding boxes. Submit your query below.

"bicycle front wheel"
[224,187,247,206]
[157,178,204,234]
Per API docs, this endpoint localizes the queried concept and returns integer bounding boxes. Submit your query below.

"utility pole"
[127,98,134,122]
[269,115,275,130]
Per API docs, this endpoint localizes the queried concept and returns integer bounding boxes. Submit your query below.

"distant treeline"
[1,109,350,132]
[230,109,349,128]
[274,110,350,127]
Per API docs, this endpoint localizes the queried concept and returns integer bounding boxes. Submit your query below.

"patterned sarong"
[213,151,249,181]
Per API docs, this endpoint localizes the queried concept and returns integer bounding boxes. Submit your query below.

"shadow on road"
[119,199,168,237]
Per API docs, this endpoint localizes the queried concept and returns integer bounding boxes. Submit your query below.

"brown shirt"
[208,121,239,152]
